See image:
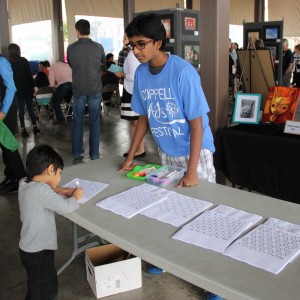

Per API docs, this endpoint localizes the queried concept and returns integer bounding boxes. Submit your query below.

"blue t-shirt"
[131,54,215,157]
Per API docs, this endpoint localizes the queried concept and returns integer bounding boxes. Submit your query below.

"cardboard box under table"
[85,244,142,298]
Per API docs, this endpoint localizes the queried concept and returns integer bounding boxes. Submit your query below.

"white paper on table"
[63,178,109,204]
[223,224,300,274]
[172,205,262,253]
[212,204,262,224]
[140,193,213,227]
[96,184,174,219]
[264,217,300,235]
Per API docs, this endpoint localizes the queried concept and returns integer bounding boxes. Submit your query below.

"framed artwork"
[159,14,174,43]
[262,87,300,124]
[182,41,200,67]
[244,29,261,49]
[164,46,175,55]
[181,13,199,35]
[265,42,279,61]
[263,25,281,42]
[232,93,261,124]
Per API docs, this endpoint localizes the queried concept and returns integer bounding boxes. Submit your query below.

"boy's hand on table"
[118,159,137,172]
[177,173,199,188]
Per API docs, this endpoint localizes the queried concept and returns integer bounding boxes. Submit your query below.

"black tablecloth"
[215,124,300,204]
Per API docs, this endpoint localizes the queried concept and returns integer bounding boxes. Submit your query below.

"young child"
[119,14,221,300]
[119,13,216,187]
[18,144,83,300]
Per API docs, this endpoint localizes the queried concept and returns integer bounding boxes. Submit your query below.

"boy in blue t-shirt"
[119,13,216,188]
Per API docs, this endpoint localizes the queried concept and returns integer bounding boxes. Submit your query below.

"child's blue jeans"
[19,248,58,300]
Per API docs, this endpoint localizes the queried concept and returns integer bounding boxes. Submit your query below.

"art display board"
[243,21,283,86]
[134,8,200,70]
[237,49,276,109]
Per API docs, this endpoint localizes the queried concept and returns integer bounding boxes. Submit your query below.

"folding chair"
[101,83,120,115]
[34,86,53,121]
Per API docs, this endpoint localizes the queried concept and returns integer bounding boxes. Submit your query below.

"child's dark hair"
[125,13,166,50]
[106,53,114,60]
[8,43,21,61]
[26,144,64,181]
[75,19,90,35]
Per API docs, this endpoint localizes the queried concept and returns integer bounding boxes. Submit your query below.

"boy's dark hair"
[75,19,90,36]
[125,13,166,50]
[106,53,114,60]
[26,144,64,181]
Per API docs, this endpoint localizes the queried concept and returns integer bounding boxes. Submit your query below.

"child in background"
[18,144,83,300]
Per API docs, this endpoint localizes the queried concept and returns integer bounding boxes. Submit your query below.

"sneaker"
[21,128,29,138]
[147,265,166,274]
[33,126,40,135]
[206,291,223,300]
[0,177,14,190]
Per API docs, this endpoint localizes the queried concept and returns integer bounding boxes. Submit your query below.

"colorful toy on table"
[146,165,185,186]
[127,164,161,181]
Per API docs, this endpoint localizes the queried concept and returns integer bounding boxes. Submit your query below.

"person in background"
[105,53,115,69]
[292,44,300,87]
[255,39,265,50]
[121,34,145,158]
[7,43,40,138]
[48,62,73,124]
[67,19,106,162]
[117,34,129,85]
[0,54,27,193]
[18,144,83,300]
[282,39,293,87]
[38,60,50,76]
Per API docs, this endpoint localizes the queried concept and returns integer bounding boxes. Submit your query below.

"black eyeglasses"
[126,40,154,51]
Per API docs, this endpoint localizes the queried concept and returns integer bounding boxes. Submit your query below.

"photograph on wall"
[159,14,174,42]
[232,93,261,124]
[246,30,261,48]
[181,13,199,35]
[182,41,200,67]
[262,87,300,124]
[263,25,281,41]
[265,42,279,62]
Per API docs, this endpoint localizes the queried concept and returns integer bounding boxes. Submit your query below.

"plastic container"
[127,164,161,181]
[146,165,185,186]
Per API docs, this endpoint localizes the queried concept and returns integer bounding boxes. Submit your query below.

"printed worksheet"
[172,205,262,252]
[96,184,175,219]
[263,217,300,235]
[63,178,109,204]
[223,223,300,274]
[140,193,213,227]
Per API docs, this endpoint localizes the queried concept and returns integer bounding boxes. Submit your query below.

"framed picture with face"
[159,14,174,43]
[181,12,199,36]
[182,41,200,68]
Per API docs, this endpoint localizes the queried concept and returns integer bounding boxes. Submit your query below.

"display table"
[215,124,300,204]
[60,156,300,300]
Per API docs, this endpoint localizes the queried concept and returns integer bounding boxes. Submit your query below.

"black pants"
[0,97,26,180]
[19,248,58,300]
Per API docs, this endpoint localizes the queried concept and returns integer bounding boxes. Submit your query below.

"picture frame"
[263,25,281,42]
[232,93,261,124]
[244,29,261,49]
[159,14,174,43]
[181,13,199,35]
[264,43,278,61]
[181,41,200,67]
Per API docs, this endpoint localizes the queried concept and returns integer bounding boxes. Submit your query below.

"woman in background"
[8,43,40,138]
[121,34,145,158]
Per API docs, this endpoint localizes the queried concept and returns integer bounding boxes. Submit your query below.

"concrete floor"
[0,107,207,300]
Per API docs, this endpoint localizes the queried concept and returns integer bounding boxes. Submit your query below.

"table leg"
[57,222,100,275]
